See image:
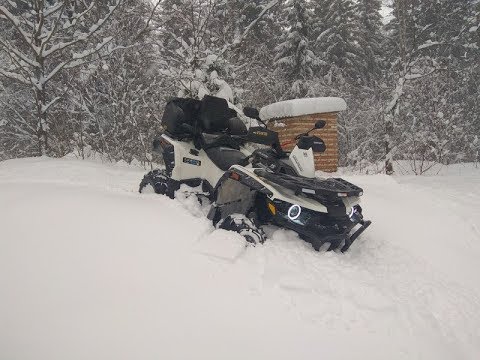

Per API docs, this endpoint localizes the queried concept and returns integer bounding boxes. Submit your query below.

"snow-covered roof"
[260,97,347,120]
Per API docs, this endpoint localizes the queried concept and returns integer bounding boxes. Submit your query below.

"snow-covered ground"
[1,157,479,360]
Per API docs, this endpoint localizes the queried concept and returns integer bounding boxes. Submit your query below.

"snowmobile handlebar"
[280,120,327,148]
[243,107,270,128]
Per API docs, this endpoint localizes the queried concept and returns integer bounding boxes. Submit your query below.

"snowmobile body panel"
[214,165,368,251]
[228,165,330,213]
[289,147,316,178]
[160,133,249,189]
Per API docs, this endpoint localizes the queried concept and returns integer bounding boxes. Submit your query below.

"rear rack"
[253,169,363,198]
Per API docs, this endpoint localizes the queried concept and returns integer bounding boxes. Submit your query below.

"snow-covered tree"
[0,0,477,171]
[314,0,366,85]
[0,0,124,156]
[63,0,164,164]
[156,0,279,103]
[224,0,282,106]
[381,0,479,174]
[356,0,383,82]
[274,0,317,98]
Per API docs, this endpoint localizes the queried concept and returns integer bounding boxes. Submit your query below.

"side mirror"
[243,107,260,120]
[315,120,326,129]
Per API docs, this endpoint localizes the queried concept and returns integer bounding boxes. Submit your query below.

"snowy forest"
[0,0,479,174]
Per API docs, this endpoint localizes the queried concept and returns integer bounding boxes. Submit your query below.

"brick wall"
[269,112,339,172]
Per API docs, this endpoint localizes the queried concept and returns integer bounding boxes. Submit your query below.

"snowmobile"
[139,95,371,252]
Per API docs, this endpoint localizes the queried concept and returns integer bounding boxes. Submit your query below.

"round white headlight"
[287,204,302,220]
[348,206,359,219]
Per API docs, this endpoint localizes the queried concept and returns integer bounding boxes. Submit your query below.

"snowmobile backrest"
[161,98,201,136]
[198,95,237,133]
[226,117,247,136]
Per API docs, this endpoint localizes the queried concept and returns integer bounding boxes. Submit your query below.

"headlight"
[273,200,310,224]
[287,204,302,220]
[348,205,363,223]
[347,206,355,218]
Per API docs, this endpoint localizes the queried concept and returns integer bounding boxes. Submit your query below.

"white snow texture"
[1,157,480,360]
[260,97,347,120]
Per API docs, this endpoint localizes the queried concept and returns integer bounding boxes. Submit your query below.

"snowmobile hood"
[229,165,331,213]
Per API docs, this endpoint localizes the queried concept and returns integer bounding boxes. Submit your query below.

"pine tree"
[314,0,366,84]
[274,0,317,98]
[356,0,383,82]
[223,0,282,105]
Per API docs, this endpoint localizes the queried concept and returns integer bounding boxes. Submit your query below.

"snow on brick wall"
[260,97,347,121]
[269,112,339,172]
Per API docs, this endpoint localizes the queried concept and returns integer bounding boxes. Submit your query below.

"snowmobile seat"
[226,117,247,136]
[162,97,201,138]
[200,118,247,150]
[198,95,237,133]
[201,132,244,151]
[205,147,247,171]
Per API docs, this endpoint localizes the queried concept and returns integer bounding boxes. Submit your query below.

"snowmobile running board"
[342,220,372,252]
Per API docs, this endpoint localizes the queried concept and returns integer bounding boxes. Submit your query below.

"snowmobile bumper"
[269,201,371,252]
[340,219,371,252]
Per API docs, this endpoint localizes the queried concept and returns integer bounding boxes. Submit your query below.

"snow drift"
[1,157,479,360]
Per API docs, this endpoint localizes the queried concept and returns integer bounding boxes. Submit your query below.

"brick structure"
[260,97,346,173]
[269,112,339,172]
[269,113,338,172]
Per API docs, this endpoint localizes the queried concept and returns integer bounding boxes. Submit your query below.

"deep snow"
[1,157,479,360]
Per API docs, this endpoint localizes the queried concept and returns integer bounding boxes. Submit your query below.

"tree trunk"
[34,0,48,156]
[35,85,48,156]
[385,112,394,175]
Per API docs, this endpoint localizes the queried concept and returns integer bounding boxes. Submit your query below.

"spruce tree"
[274,0,316,98]
[356,0,383,82]
[225,0,282,105]
[314,0,366,84]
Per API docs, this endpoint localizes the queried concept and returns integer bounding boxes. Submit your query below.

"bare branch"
[0,5,39,54]
[134,0,162,40]
[43,0,122,58]
[41,97,62,114]
[44,36,114,83]
[218,0,280,57]
[0,38,40,68]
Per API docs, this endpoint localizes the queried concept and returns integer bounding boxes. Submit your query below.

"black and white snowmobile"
[139,95,371,252]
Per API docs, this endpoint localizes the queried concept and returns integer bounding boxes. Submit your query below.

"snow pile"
[1,157,480,360]
[260,97,347,120]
